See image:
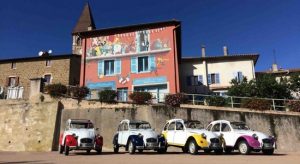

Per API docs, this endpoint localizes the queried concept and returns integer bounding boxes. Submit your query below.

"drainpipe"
[172,24,180,93]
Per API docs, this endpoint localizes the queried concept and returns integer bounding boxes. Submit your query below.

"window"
[236,71,243,83]
[212,123,221,132]
[11,62,16,69]
[8,77,17,87]
[208,73,220,84]
[104,60,114,75]
[123,123,129,131]
[138,56,149,72]
[136,30,150,52]
[221,123,231,132]
[187,75,203,86]
[168,122,176,131]
[46,60,52,67]
[176,122,184,130]
[44,74,52,84]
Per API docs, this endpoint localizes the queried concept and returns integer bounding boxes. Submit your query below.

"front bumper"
[136,142,166,150]
[69,143,95,150]
[209,142,223,150]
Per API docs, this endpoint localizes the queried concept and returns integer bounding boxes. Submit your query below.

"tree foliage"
[227,74,291,99]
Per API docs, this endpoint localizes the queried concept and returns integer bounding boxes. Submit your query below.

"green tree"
[289,73,300,94]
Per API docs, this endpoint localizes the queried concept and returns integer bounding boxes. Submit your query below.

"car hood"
[233,130,270,139]
[65,128,96,139]
[186,128,219,140]
[130,129,158,140]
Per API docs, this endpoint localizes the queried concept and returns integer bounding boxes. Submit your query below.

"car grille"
[146,138,157,143]
[262,138,272,143]
[210,138,220,143]
[81,138,93,143]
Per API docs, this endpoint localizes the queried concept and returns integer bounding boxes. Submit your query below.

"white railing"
[6,87,24,99]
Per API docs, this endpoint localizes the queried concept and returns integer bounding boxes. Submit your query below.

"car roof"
[68,119,91,123]
[209,120,231,124]
[167,118,184,123]
[120,119,149,124]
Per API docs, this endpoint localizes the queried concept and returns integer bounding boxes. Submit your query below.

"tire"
[188,139,199,155]
[138,149,143,153]
[224,147,233,154]
[96,147,102,154]
[64,145,69,156]
[113,144,119,153]
[238,141,250,155]
[262,149,274,155]
[86,149,91,154]
[59,145,64,154]
[182,146,188,153]
[157,146,167,154]
[128,140,136,154]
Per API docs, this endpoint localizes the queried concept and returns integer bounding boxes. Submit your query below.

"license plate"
[147,143,157,147]
[81,143,93,147]
[264,143,272,148]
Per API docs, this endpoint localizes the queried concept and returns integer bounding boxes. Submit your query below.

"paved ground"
[0,149,299,164]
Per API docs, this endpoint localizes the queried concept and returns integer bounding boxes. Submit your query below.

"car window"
[163,122,169,131]
[206,124,212,131]
[221,123,231,132]
[118,124,123,131]
[176,122,184,130]
[212,123,221,132]
[123,123,129,131]
[168,122,176,131]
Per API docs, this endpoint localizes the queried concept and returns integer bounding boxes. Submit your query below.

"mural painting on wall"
[86,28,170,58]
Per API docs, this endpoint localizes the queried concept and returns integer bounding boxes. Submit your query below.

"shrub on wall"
[286,100,300,112]
[241,98,271,111]
[71,86,90,103]
[205,96,226,107]
[129,92,152,104]
[98,90,117,103]
[45,83,67,98]
[165,93,187,107]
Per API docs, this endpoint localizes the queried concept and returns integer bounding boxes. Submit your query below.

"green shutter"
[131,57,137,73]
[149,55,156,71]
[98,60,104,76]
[115,59,121,74]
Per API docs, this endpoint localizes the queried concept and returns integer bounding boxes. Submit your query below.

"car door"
[173,121,186,146]
[117,123,124,145]
[121,122,130,145]
[211,122,221,135]
[220,122,235,146]
[166,121,176,145]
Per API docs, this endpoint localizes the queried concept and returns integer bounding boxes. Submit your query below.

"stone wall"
[60,100,300,152]
[0,99,59,151]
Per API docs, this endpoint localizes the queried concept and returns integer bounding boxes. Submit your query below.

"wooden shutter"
[15,77,19,86]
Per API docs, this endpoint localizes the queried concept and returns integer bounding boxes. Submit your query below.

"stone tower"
[72,3,96,54]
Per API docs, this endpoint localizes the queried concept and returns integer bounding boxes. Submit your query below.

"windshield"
[129,122,151,129]
[185,121,203,129]
[70,122,94,129]
[230,122,250,130]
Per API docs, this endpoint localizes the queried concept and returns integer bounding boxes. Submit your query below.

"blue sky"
[0,0,299,71]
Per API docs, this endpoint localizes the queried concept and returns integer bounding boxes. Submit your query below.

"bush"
[45,83,67,98]
[98,90,117,103]
[241,98,271,111]
[165,93,187,107]
[205,96,226,107]
[129,92,152,104]
[71,86,90,103]
[286,100,300,112]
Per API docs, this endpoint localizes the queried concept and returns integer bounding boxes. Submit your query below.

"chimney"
[272,63,278,72]
[223,46,228,56]
[201,45,206,57]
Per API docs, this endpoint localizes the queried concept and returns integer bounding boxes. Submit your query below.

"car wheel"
[188,139,199,155]
[113,144,119,153]
[262,149,274,155]
[59,145,64,154]
[64,145,69,156]
[138,149,143,153]
[86,149,91,154]
[238,141,250,155]
[128,140,136,154]
[96,147,102,154]
[214,149,223,155]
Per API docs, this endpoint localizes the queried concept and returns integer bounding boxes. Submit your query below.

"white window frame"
[43,73,52,84]
[137,55,150,73]
[103,59,115,76]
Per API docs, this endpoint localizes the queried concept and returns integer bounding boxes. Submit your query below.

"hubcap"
[239,143,247,153]
[189,142,196,153]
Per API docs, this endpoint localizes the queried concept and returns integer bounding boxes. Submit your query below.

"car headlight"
[201,133,207,139]
[138,133,143,138]
[252,134,258,140]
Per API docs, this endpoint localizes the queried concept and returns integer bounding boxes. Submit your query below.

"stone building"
[0,54,81,99]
